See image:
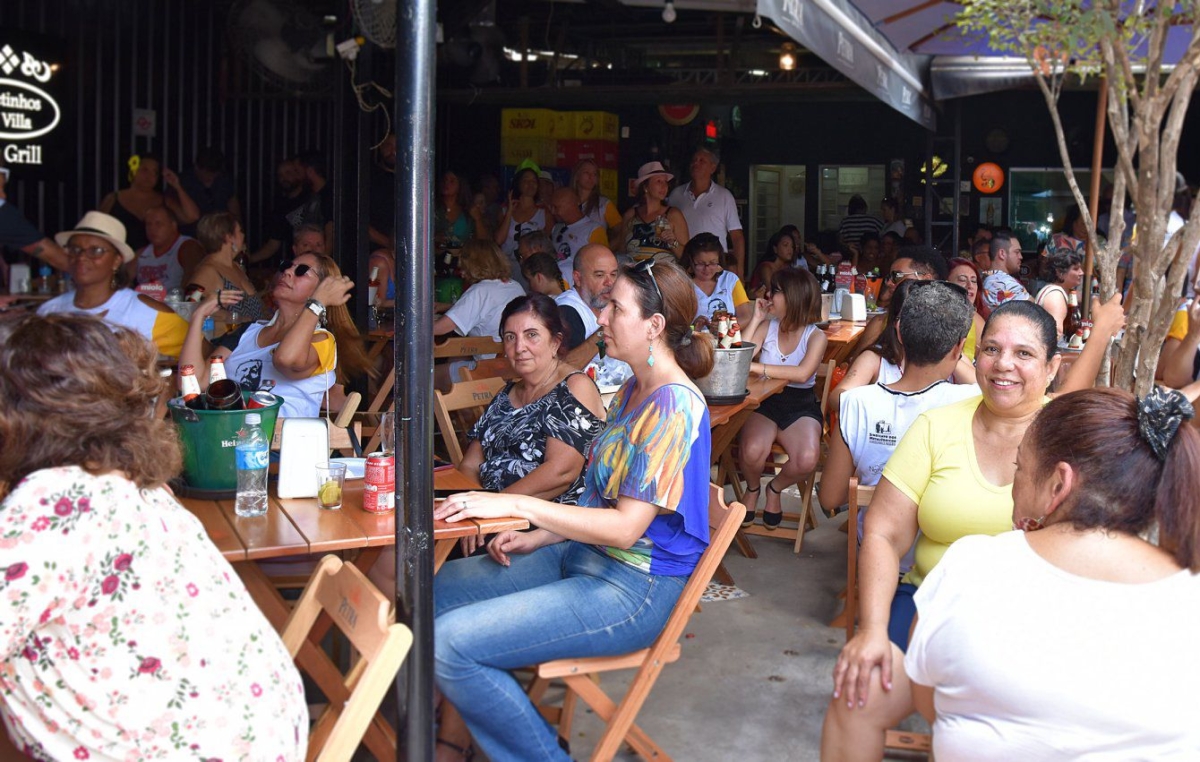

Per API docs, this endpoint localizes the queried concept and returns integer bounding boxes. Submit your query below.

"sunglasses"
[889,269,921,283]
[65,244,115,260]
[630,259,664,310]
[279,260,315,278]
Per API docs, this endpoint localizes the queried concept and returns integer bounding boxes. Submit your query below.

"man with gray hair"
[819,280,980,514]
[668,146,745,275]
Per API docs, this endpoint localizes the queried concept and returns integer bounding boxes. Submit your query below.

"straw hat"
[55,211,136,263]
[635,161,673,187]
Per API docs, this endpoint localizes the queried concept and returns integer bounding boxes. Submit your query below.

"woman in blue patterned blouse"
[433,260,714,761]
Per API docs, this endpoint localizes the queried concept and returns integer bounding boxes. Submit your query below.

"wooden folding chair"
[366,335,504,414]
[462,355,518,381]
[835,479,931,755]
[527,484,744,761]
[832,477,874,639]
[738,359,837,553]
[280,554,413,762]
[430,377,507,465]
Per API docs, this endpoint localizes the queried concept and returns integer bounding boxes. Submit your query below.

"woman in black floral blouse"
[457,293,607,552]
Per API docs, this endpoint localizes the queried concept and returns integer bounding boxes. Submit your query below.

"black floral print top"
[468,373,604,504]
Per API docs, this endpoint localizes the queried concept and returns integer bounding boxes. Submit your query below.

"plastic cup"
[316,463,347,510]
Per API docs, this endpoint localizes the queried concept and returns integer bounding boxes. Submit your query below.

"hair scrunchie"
[1136,386,1195,460]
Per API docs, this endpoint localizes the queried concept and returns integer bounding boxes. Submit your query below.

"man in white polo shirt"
[668,146,745,275]
[549,187,606,287]
[554,243,632,386]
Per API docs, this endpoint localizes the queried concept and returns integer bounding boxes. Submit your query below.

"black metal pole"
[394,0,436,758]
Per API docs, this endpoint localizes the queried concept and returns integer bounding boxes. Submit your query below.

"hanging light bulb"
[662,0,677,23]
[779,42,797,71]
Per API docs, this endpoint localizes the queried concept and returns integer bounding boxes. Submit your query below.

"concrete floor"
[562,503,851,762]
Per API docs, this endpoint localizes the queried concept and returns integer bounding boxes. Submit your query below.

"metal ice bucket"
[693,342,756,403]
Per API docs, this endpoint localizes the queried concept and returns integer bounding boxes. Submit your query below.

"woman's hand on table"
[435,490,516,523]
[831,627,895,710]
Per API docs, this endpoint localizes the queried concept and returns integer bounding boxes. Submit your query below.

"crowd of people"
[2,137,1200,762]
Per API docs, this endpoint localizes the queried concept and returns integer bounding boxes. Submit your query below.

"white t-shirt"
[906,531,1200,761]
[500,207,547,256]
[227,320,336,419]
[667,181,742,243]
[839,381,980,488]
[552,216,605,286]
[554,287,600,340]
[760,320,819,389]
[692,270,742,320]
[136,234,195,293]
[444,279,527,351]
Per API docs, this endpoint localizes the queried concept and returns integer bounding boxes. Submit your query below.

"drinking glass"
[316,463,347,510]
[378,412,395,454]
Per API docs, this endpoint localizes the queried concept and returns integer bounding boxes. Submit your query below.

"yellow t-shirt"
[883,394,1016,587]
[1168,305,1189,341]
[962,321,978,362]
[731,279,749,307]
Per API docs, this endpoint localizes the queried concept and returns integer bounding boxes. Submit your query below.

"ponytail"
[1155,423,1200,571]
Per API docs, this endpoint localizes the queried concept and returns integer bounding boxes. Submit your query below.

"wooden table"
[821,320,868,365]
[707,376,789,580]
[366,327,393,359]
[180,469,523,760]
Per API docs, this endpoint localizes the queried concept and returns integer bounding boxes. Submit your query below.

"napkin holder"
[845,293,868,322]
[276,418,330,498]
[820,294,832,322]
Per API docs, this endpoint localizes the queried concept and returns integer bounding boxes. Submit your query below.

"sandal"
[741,485,761,527]
[763,481,785,530]
[437,738,475,761]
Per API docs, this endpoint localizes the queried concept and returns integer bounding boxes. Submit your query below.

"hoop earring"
[647,342,655,367]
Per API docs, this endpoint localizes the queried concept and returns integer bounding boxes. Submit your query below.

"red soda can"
[363,451,395,514]
[246,391,277,410]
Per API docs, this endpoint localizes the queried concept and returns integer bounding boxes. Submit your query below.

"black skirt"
[754,384,823,430]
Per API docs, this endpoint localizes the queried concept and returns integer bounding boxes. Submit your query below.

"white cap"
[245,413,262,424]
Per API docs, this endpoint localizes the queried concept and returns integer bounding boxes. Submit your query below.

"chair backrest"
[562,330,602,371]
[281,555,413,762]
[463,355,518,381]
[845,477,876,640]
[433,335,504,359]
[815,358,837,431]
[644,484,745,659]
[434,376,508,465]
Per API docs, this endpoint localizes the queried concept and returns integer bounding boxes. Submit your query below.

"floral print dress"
[0,467,307,761]
[468,373,604,505]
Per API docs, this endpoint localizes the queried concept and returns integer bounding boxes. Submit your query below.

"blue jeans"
[888,582,919,650]
[434,541,687,762]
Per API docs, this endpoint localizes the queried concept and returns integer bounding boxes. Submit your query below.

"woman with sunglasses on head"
[738,267,828,529]
[432,260,713,762]
[39,212,190,358]
[682,232,751,329]
[178,253,372,419]
[186,212,267,323]
[821,296,1128,762]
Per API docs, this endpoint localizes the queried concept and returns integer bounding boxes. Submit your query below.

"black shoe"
[741,485,760,527]
[763,481,785,530]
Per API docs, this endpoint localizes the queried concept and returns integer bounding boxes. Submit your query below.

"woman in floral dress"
[0,314,307,761]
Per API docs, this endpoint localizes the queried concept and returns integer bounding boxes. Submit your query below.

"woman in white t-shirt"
[494,168,550,256]
[572,159,621,245]
[681,233,751,328]
[1034,248,1084,340]
[434,240,527,387]
[179,253,373,418]
[905,387,1200,761]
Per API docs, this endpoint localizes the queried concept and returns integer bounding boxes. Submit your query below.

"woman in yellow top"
[821,296,1127,762]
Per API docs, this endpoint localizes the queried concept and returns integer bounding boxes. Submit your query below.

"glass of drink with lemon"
[316,463,347,510]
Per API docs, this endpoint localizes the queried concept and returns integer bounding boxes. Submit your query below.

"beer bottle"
[1063,292,1083,341]
[179,365,206,410]
[209,356,227,383]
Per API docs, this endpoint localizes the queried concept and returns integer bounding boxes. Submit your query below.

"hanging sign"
[0,32,67,178]
[659,104,700,126]
[973,162,1005,194]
